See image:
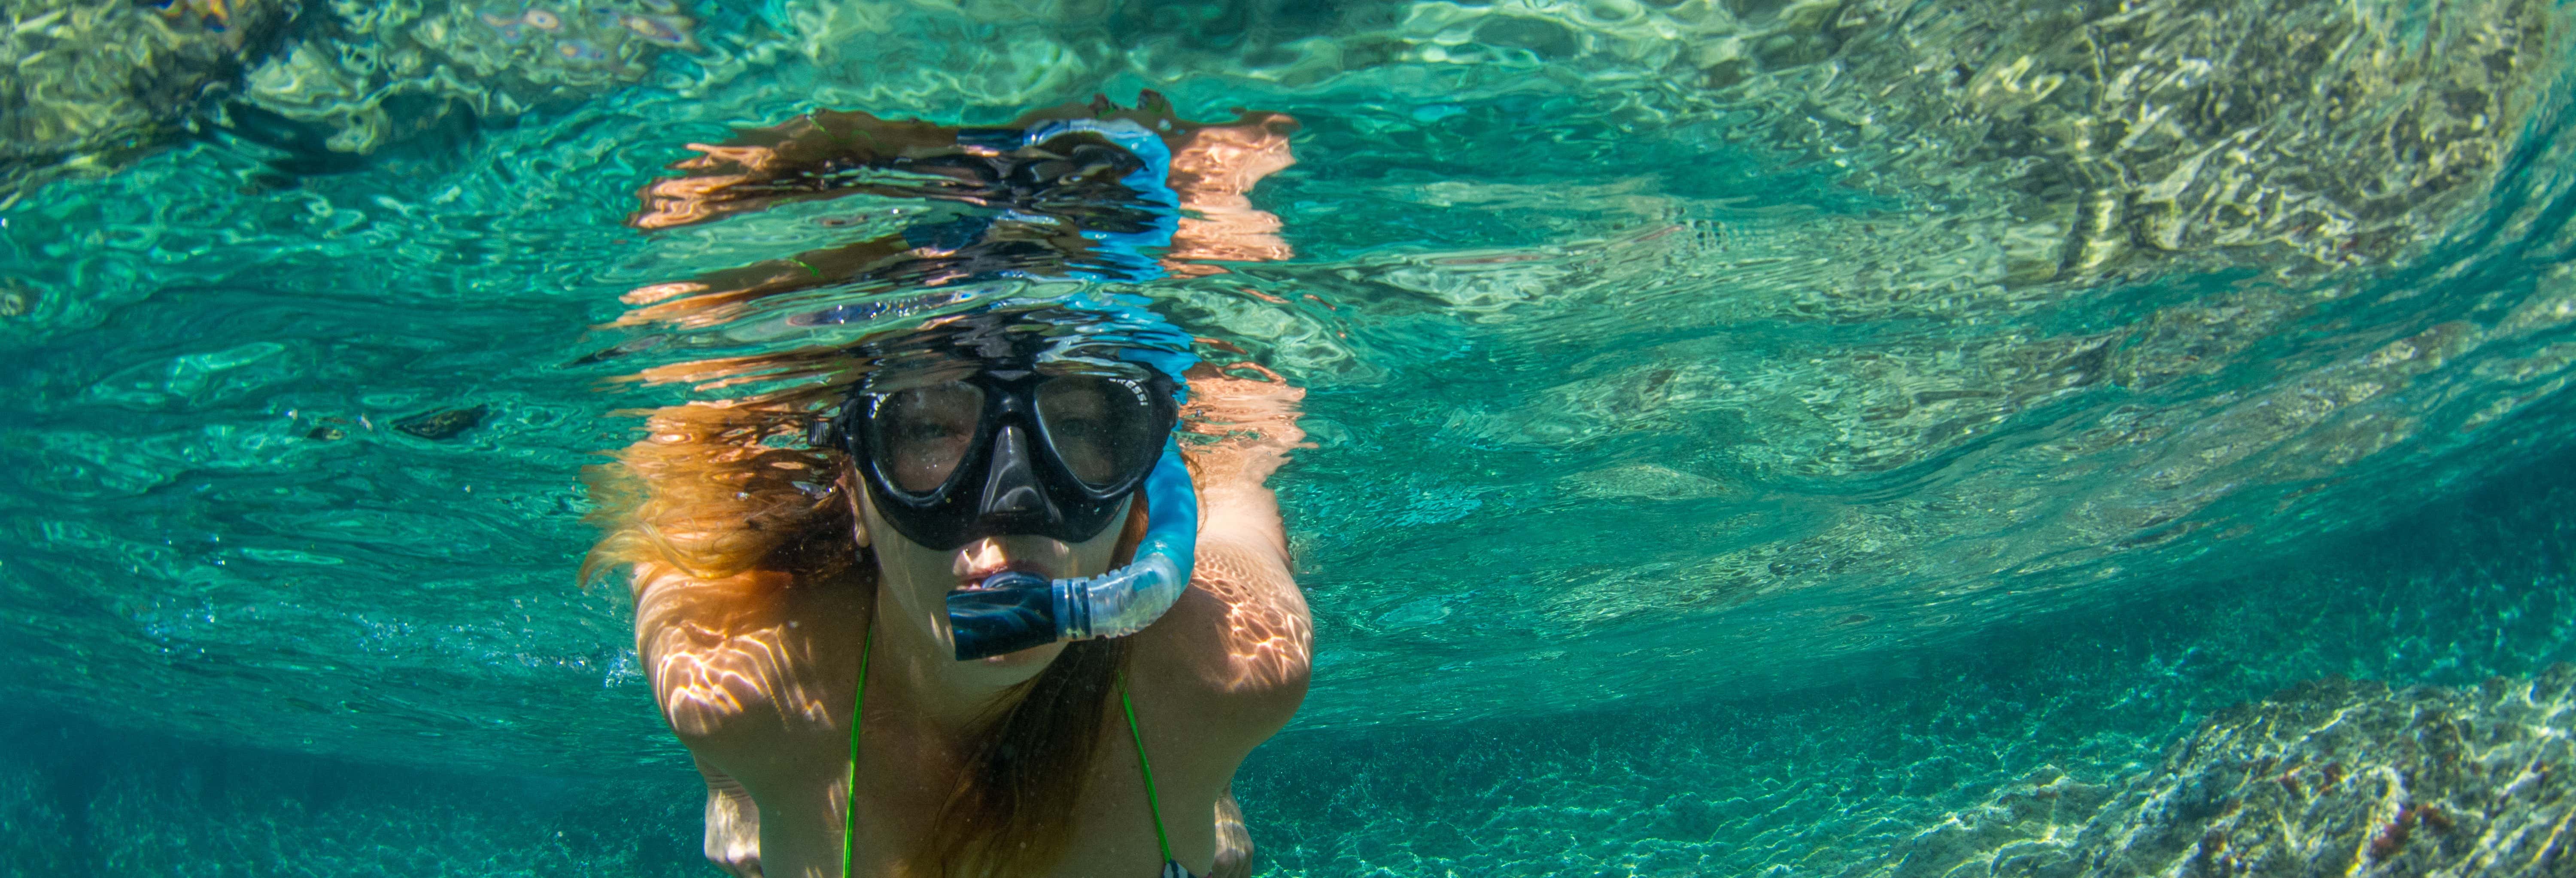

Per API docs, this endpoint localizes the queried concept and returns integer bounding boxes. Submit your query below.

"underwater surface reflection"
[5,0,2576,873]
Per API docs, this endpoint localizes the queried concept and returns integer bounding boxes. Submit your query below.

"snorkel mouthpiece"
[945,571,1060,659]
[945,439,1198,661]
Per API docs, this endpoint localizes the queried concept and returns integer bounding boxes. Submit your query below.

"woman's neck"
[868,588,1063,733]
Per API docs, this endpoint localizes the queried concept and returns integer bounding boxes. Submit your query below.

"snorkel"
[945,436,1197,659]
[1005,117,1179,284]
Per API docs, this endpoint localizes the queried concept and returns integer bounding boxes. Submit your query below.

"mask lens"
[1035,377,1160,488]
[867,382,985,493]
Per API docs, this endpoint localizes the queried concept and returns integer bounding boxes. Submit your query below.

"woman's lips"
[951,540,1059,587]
[948,538,1077,584]
[955,561,1049,589]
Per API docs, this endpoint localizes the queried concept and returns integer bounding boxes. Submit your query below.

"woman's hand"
[699,759,765,877]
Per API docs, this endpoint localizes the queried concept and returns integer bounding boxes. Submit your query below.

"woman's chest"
[842,731,1218,878]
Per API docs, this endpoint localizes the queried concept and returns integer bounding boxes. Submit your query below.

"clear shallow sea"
[5,0,2576,874]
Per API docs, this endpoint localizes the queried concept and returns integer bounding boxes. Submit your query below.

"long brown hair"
[922,496,1149,878]
[926,634,1134,878]
[585,386,1146,878]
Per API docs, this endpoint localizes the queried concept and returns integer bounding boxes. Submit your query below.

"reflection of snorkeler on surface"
[587,99,1309,878]
[617,92,1296,330]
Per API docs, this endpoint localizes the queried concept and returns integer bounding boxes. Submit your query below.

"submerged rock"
[237,0,699,161]
[1294,0,2555,277]
[0,278,32,318]
[1808,0,2561,279]
[1853,667,2576,877]
[0,0,298,204]
[0,0,700,201]
[392,404,489,440]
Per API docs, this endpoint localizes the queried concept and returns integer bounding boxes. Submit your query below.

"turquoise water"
[7,0,2576,873]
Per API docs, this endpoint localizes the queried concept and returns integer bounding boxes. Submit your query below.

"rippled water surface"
[6,0,2576,873]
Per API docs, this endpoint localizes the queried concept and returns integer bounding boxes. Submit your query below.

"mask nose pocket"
[978,425,1055,523]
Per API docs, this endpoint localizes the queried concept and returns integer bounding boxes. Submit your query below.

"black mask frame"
[837,368,1179,552]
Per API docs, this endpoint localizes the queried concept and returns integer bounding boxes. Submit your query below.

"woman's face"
[854,477,1131,673]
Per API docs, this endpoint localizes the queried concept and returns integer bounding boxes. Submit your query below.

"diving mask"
[841,365,1178,551]
[827,349,1200,661]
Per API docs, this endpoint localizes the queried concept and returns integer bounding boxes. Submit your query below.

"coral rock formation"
[1857,668,2576,877]
[0,0,296,203]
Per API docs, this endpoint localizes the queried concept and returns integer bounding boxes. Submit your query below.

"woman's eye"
[901,418,969,443]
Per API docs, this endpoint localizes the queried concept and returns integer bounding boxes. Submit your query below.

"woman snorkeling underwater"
[587,100,1312,878]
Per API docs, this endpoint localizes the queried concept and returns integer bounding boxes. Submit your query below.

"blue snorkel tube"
[1006,118,1178,284]
[945,436,1198,661]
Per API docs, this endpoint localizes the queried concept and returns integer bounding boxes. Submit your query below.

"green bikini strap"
[1118,674,1177,865]
[841,620,876,878]
[841,638,1172,875]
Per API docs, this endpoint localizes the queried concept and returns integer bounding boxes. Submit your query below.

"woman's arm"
[634,563,806,753]
[1120,367,1310,875]
[634,559,866,876]
[634,563,790,875]
[1178,365,1314,720]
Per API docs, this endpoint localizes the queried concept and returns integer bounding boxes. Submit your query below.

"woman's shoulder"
[1154,364,1312,745]
[1137,562,1311,747]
